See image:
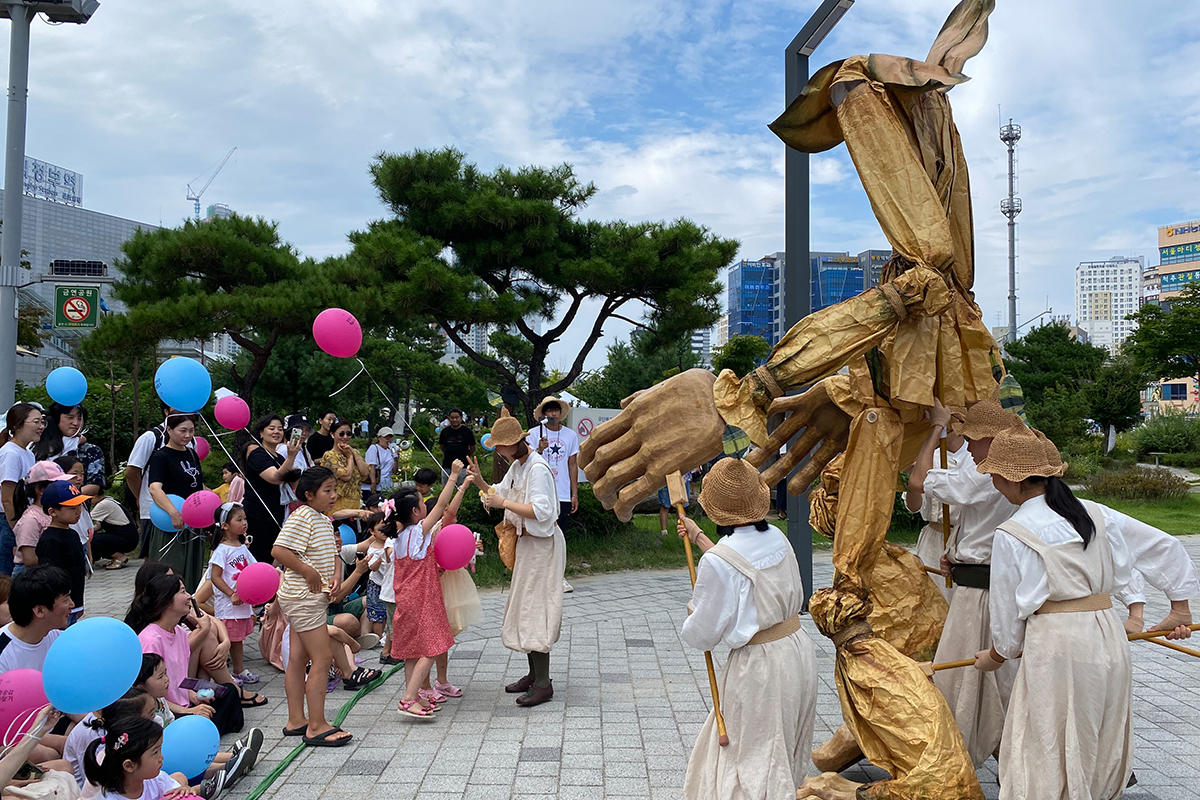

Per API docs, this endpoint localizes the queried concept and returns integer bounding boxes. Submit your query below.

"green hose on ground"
[242,663,404,800]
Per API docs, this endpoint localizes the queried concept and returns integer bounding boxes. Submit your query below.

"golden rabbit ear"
[926,0,995,75]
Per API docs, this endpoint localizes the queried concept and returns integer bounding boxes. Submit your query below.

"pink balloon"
[214,395,250,430]
[433,524,476,571]
[181,490,223,529]
[313,308,362,359]
[194,436,211,461]
[236,562,281,605]
[0,669,48,742]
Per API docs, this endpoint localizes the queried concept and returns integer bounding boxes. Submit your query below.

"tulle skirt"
[440,568,482,637]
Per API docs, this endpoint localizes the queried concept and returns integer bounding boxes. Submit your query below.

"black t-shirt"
[244,447,286,522]
[438,425,476,466]
[146,446,204,498]
[36,526,86,609]
[307,432,334,462]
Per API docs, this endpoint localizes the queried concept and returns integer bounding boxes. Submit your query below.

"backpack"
[122,424,167,509]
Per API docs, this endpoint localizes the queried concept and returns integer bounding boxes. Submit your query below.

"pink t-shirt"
[13,506,50,564]
[137,623,191,707]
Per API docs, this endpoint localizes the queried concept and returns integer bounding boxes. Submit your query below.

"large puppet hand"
[579,369,725,522]
[744,379,851,496]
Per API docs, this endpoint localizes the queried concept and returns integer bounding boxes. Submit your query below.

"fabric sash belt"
[746,615,803,647]
[950,563,991,590]
[1035,594,1112,615]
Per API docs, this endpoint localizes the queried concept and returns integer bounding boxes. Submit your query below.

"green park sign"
[53,285,99,329]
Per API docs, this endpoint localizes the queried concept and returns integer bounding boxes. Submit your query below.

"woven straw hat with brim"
[698,457,771,527]
[976,425,1064,483]
[534,396,570,419]
[953,395,1024,441]
[489,408,526,448]
[1032,429,1069,477]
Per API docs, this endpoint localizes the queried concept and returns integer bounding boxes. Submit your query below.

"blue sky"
[8,0,1200,372]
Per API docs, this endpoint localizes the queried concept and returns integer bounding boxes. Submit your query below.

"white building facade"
[1074,256,1143,354]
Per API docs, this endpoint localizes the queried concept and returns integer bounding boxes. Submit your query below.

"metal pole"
[1006,141,1017,343]
[784,46,814,606]
[0,4,32,411]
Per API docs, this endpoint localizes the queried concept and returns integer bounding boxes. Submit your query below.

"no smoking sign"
[53,285,99,329]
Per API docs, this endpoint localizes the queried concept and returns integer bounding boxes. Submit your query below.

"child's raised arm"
[422,461,462,535]
[442,478,470,526]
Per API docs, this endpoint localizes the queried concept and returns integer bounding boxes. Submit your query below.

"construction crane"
[186,147,237,221]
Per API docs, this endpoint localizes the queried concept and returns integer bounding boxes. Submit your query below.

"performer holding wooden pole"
[675,458,817,800]
[667,470,728,747]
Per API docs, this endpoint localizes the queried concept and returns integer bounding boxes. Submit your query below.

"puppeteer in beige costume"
[677,458,818,800]
[975,426,1133,800]
[469,408,566,707]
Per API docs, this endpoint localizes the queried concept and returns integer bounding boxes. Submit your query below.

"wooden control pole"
[667,470,729,747]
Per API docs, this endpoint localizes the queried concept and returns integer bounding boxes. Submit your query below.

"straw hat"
[975,425,1063,483]
[1032,429,1068,477]
[534,396,570,419]
[953,394,1024,441]
[698,457,771,527]
[489,408,526,448]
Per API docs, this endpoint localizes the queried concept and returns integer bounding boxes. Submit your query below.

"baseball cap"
[42,480,87,508]
[285,414,312,431]
[26,461,70,483]
[377,427,395,438]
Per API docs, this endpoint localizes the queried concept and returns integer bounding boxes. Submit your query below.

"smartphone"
[191,598,202,617]
[14,762,44,782]
[355,552,367,561]
[291,427,302,442]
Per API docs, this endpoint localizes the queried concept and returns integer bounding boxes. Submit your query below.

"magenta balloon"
[181,490,223,529]
[0,669,47,741]
[236,562,281,605]
[433,523,476,571]
[194,436,211,461]
[313,308,362,359]
[214,396,250,430]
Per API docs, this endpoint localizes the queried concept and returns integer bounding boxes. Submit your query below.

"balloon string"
[329,364,368,398]
[340,359,443,473]
[3,703,50,748]
[197,414,286,534]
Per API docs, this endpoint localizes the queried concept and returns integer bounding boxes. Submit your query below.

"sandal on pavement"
[104,559,126,570]
[418,687,447,704]
[302,726,353,747]
[397,699,436,720]
[433,681,462,698]
[282,724,307,737]
[240,692,267,708]
[343,666,382,690]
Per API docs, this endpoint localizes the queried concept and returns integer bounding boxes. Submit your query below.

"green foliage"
[1085,465,1190,501]
[571,329,700,409]
[1131,411,1200,456]
[1083,356,1146,434]
[16,305,48,350]
[349,147,738,424]
[1026,384,1090,448]
[1123,284,1200,380]
[1004,322,1107,406]
[710,334,771,378]
[1158,452,1200,468]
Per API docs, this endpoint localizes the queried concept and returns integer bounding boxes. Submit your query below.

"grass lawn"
[1078,494,1200,536]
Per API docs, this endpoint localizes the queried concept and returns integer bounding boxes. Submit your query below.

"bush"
[1160,452,1200,468]
[1064,452,1102,480]
[1132,412,1200,457]
[1085,466,1190,501]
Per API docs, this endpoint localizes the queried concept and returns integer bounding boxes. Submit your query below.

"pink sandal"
[434,681,463,698]
[397,699,436,720]
[419,687,447,704]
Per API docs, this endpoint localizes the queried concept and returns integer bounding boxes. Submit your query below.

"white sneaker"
[562,579,573,593]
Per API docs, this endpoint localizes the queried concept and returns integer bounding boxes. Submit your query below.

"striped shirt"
[274,504,338,600]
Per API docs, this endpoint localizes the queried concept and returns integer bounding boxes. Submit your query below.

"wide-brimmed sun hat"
[976,425,1063,482]
[1032,429,1068,478]
[534,396,570,419]
[488,408,526,448]
[953,394,1024,441]
[698,457,771,527]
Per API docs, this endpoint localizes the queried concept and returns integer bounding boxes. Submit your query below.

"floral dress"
[318,448,364,514]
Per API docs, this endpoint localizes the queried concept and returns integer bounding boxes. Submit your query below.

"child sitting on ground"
[82,715,214,800]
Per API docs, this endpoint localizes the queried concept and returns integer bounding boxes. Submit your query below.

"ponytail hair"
[1026,475,1095,547]
[381,488,421,538]
[83,715,163,794]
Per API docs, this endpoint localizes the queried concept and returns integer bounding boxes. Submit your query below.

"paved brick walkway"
[84,536,1200,800]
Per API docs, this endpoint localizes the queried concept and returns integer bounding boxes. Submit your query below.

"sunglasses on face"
[336,431,353,438]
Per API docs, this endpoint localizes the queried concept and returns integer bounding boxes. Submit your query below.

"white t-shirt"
[208,543,257,620]
[126,429,159,520]
[64,713,101,787]
[0,624,63,674]
[367,544,391,586]
[98,771,179,800]
[276,442,309,472]
[524,425,579,502]
[0,441,35,495]
[365,444,395,492]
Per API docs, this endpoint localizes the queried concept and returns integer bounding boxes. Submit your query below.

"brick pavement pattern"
[83,536,1200,800]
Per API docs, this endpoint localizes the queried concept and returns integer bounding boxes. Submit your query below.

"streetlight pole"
[784,0,853,605]
[0,0,99,412]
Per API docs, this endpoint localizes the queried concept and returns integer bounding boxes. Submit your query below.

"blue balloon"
[435,426,442,435]
[339,524,356,546]
[154,357,212,413]
[150,494,186,531]
[44,367,87,406]
[43,617,142,714]
[161,714,220,778]
[481,433,494,451]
